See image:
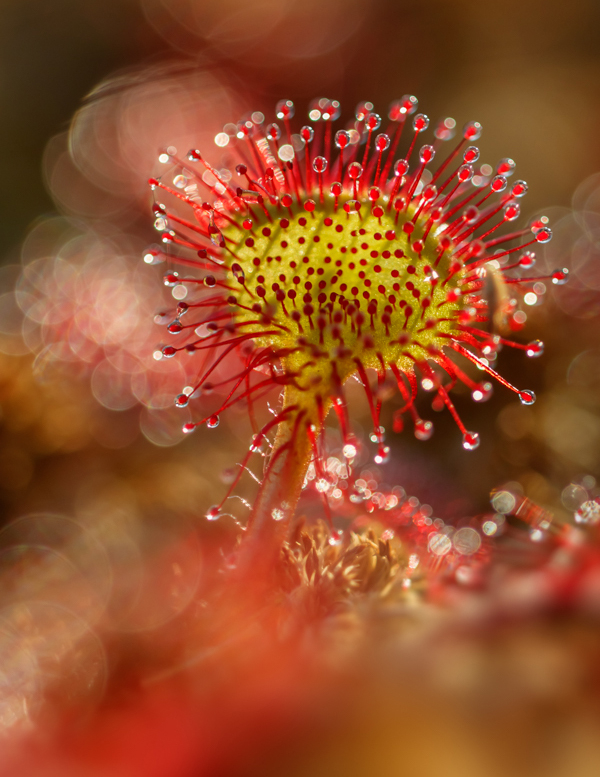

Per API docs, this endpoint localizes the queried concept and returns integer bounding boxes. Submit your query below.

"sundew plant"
[147,95,567,560]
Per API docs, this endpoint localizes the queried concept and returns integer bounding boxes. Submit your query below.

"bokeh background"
[2,0,600,774]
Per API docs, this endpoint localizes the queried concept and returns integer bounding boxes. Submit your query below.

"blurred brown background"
[1,3,600,772]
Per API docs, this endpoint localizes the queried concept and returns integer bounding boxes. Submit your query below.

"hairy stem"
[239,383,329,574]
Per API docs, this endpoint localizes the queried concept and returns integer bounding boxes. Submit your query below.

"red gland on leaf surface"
[146,96,564,537]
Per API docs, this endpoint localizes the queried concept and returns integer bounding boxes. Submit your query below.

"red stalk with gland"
[146,95,567,561]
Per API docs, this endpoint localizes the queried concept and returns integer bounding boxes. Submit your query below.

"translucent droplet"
[313,156,328,173]
[534,226,553,244]
[490,175,507,193]
[206,506,221,521]
[206,415,220,429]
[275,99,295,120]
[348,162,363,180]
[462,431,480,450]
[300,125,314,144]
[526,340,544,357]
[463,120,482,141]
[369,426,385,444]
[458,164,474,183]
[271,508,285,521]
[519,390,536,405]
[173,174,188,189]
[182,422,196,434]
[161,346,176,358]
[154,216,168,231]
[335,129,350,149]
[167,320,182,335]
[174,393,189,408]
[511,180,528,198]
[389,95,418,120]
[497,157,516,176]
[231,263,245,283]
[472,382,493,402]
[267,123,281,141]
[375,133,391,152]
[519,251,536,268]
[328,530,343,546]
[551,268,569,285]
[574,498,600,525]
[463,146,480,164]
[504,201,520,221]
[434,117,456,141]
[366,113,382,131]
[374,446,390,464]
[413,114,429,133]
[414,419,433,441]
[394,159,409,177]
[419,145,435,164]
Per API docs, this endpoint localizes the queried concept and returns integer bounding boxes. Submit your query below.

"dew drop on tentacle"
[206,505,222,521]
[534,226,553,243]
[520,251,536,268]
[462,431,480,451]
[375,133,391,152]
[300,125,315,144]
[497,157,516,176]
[551,268,569,285]
[463,120,482,141]
[231,263,245,283]
[519,390,536,406]
[394,159,409,177]
[511,180,528,198]
[348,162,363,180]
[335,130,350,150]
[434,117,456,141]
[458,164,474,183]
[374,445,391,464]
[276,99,295,120]
[526,340,544,358]
[414,419,434,441]
[472,382,493,402]
[463,146,480,164]
[491,175,507,193]
[413,114,430,133]
[207,415,220,428]
[175,393,190,408]
[504,201,520,221]
[313,156,328,173]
